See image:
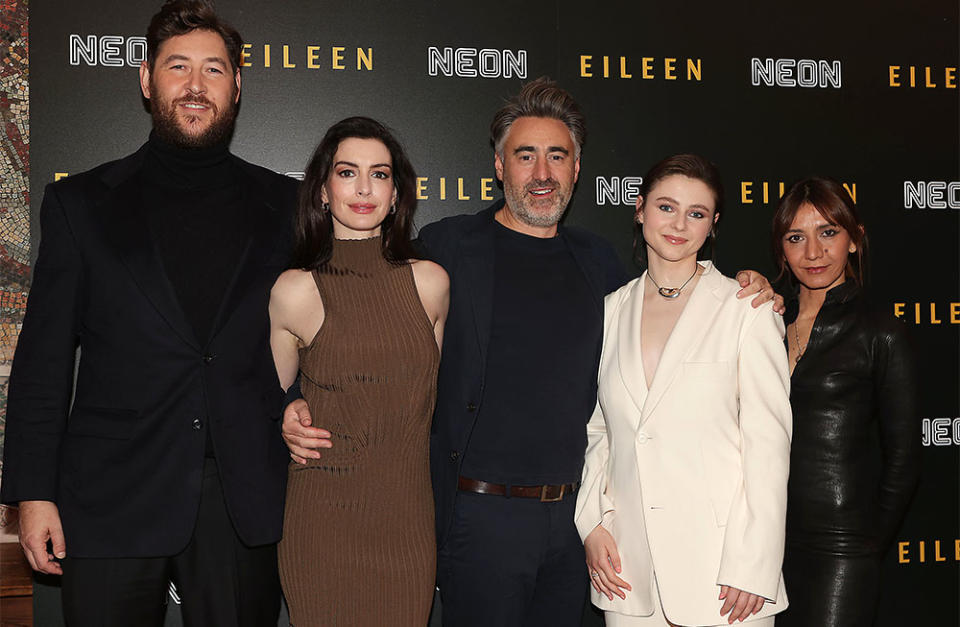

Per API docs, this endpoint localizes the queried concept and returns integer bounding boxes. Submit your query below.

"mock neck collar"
[144,131,234,190]
[784,279,860,323]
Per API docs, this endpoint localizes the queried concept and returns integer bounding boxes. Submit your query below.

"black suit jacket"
[417,200,629,548]
[0,144,297,557]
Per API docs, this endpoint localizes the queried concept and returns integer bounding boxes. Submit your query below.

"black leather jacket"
[784,281,920,555]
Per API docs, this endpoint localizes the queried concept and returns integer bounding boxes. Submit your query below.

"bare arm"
[411,259,450,351]
[270,270,331,463]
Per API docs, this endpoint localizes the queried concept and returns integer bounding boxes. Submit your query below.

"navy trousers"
[437,489,589,627]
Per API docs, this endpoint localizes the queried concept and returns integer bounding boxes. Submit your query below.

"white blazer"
[575,262,791,626]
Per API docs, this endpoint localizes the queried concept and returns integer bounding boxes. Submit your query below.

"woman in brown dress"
[270,117,449,626]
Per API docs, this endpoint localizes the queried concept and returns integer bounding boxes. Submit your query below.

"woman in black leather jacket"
[771,177,920,627]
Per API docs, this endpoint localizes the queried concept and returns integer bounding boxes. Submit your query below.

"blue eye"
[689,211,705,219]
[658,204,673,212]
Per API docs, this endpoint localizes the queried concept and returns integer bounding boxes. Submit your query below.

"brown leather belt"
[457,476,578,502]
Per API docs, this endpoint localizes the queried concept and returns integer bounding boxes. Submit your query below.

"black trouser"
[437,489,588,627]
[61,459,281,627]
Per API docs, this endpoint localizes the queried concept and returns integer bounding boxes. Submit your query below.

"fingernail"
[56,552,65,558]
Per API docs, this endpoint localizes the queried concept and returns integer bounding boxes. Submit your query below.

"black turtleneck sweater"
[141,132,248,345]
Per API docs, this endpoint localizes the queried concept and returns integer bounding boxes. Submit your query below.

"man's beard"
[503,177,570,228]
[150,87,237,150]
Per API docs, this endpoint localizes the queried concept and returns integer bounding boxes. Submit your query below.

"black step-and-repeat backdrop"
[6,0,958,624]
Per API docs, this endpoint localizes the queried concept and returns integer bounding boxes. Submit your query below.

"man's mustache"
[526,178,560,191]
[173,95,217,110]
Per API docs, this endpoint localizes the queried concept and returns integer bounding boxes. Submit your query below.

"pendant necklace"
[647,267,698,299]
[793,322,806,364]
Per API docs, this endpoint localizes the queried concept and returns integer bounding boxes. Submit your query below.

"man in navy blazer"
[1,1,295,624]
[417,79,627,626]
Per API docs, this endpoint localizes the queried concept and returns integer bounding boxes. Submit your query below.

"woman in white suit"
[575,154,791,626]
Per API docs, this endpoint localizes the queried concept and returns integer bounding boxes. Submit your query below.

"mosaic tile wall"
[0,0,30,496]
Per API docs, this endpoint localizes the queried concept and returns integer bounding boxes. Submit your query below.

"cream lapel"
[640,262,724,425]
[616,275,648,428]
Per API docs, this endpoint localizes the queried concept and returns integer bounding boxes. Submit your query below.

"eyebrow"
[655,195,712,212]
[512,145,570,155]
[334,160,392,169]
[161,53,228,65]
[785,222,839,234]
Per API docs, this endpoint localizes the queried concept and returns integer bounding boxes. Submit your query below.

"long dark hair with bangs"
[771,177,867,286]
[292,117,420,270]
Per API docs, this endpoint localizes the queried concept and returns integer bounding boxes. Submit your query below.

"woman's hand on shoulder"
[718,585,765,624]
[411,260,450,346]
[584,523,631,601]
[735,270,785,314]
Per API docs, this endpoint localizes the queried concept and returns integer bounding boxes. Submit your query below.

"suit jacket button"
[637,433,648,443]
[466,403,477,412]
[450,450,459,461]
[203,354,215,364]
[193,418,203,430]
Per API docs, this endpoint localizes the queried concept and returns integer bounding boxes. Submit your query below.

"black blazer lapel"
[206,164,285,344]
[459,211,498,371]
[99,169,201,351]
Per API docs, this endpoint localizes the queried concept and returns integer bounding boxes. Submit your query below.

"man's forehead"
[504,116,574,148]
[156,29,230,61]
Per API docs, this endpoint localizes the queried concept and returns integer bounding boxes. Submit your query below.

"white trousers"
[603,573,776,627]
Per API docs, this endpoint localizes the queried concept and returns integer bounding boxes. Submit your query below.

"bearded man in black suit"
[0,2,304,624]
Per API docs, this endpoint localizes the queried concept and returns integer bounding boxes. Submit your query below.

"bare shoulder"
[271,268,320,309]
[410,259,450,292]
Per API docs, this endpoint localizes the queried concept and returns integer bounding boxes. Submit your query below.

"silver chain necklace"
[793,322,807,364]
[648,267,698,299]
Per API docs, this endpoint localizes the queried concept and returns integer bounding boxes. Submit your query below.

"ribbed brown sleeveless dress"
[278,237,439,626]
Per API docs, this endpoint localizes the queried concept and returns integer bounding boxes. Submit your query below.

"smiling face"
[636,174,719,264]
[139,29,241,149]
[494,116,580,235]
[782,202,856,292]
[321,137,397,240]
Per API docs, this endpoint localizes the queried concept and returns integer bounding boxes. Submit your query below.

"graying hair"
[490,77,586,158]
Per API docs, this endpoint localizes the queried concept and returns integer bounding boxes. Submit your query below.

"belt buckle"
[539,484,565,502]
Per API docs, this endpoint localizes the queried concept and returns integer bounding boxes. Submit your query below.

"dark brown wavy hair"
[146,0,244,72]
[292,117,420,270]
[771,177,867,286]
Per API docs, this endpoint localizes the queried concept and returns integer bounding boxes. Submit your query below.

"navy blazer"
[417,200,629,548]
[1,144,297,557]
